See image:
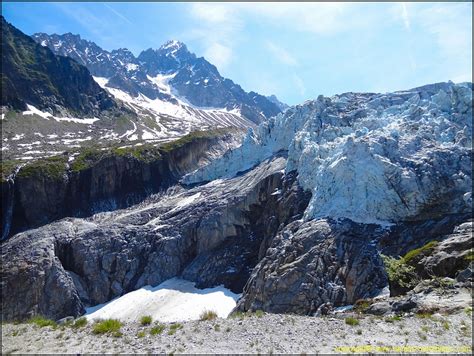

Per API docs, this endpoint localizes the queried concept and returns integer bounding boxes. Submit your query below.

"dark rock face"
[377,213,472,257]
[1,17,115,116]
[0,228,84,320]
[32,35,282,123]
[182,170,311,292]
[2,133,236,239]
[1,156,291,320]
[236,219,389,314]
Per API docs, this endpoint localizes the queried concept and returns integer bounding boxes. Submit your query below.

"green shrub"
[140,315,152,326]
[384,315,402,323]
[403,241,438,264]
[70,147,107,172]
[72,317,88,328]
[199,310,218,321]
[158,128,232,153]
[345,317,360,326]
[28,316,57,328]
[415,311,434,319]
[137,331,146,338]
[150,324,165,335]
[382,255,418,289]
[464,249,474,262]
[0,159,21,182]
[353,299,372,313]
[92,319,122,334]
[229,311,247,319]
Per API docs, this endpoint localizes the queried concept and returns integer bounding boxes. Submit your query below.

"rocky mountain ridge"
[32,33,283,124]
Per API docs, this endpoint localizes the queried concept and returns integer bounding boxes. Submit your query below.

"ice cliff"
[183,82,473,224]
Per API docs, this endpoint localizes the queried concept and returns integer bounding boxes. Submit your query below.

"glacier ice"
[183,82,472,224]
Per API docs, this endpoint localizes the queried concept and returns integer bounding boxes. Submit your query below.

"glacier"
[183,82,472,225]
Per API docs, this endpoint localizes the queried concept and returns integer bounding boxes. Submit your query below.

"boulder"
[365,301,392,315]
[236,219,388,315]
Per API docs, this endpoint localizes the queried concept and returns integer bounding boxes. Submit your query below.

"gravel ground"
[2,311,472,354]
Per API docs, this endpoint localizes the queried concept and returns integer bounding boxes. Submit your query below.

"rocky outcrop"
[0,226,84,320]
[182,170,311,292]
[236,219,388,314]
[411,221,473,279]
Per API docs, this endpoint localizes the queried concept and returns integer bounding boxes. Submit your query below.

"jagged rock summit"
[32,32,283,124]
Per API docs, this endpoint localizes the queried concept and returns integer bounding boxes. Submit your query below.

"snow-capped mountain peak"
[160,39,186,52]
[33,32,282,124]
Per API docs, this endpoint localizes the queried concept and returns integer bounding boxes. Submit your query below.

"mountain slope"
[32,34,282,124]
[1,16,115,116]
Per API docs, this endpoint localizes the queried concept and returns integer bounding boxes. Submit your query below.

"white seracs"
[183,82,472,225]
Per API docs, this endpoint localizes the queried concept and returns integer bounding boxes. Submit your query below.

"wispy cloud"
[185,3,244,70]
[204,43,233,70]
[293,75,306,96]
[103,3,133,25]
[401,3,411,30]
[265,41,298,66]
[186,2,356,71]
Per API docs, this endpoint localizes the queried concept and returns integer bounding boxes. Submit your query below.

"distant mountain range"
[32,33,283,124]
[1,17,286,161]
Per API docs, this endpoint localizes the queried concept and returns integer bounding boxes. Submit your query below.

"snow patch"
[22,104,99,124]
[126,63,138,72]
[85,278,240,322]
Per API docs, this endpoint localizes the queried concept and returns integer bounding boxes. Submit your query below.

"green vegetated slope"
[1,16,115,115]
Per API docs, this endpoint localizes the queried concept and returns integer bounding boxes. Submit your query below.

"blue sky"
[2,2,472,105]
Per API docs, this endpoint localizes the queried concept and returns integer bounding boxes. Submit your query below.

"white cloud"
[238,2,351,35]
[204,43,233,69]
[191,3,237,25]
[265,41,298,66]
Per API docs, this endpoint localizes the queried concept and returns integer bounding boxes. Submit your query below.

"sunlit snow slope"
[85,278,240,322]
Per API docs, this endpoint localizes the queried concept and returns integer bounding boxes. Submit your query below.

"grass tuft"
[199,310,218,321]
[150,324,165,336]
[345,317,360,326]
[92,319,122,335]
[28,316,57,328]
[140,315,152,326]
[167,323,183,335]
[71,317,88,329]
